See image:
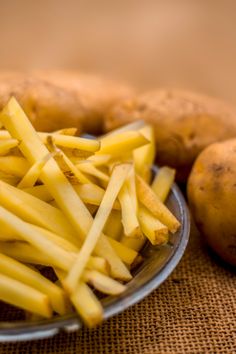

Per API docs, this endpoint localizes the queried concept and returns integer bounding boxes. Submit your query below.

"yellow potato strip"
[64,163,131,293]
[138,206,168,245]
[0,139,18,155]
[0,156,29,177]
[0,206,73,271]
[0,98,130,280]
[136,175,180,233]
[107,237,140,265]
[83,270,126,295]
[151,166,176,202]
[0,253,66,315]
[0,273,52,318]
[97,131,150,155]
[76,162,109,183]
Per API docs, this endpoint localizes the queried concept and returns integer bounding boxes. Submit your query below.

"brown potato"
[105,89,236,181]
[0,71,133,134]
[187,139,236,265]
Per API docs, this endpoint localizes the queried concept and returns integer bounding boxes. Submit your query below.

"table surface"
[0,221,235,354]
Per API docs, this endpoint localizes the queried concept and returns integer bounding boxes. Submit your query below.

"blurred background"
[0,0,236,104]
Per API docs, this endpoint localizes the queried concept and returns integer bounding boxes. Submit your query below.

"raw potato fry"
[0,273,52,318]
[97,131,150,155]
[87,154,111,166]
[0,98,130,281]
[133,125,155,182]
[74,184,120,209]
[126,166,138,214]
[0,156,29,177]
[138,206,168,245]
[0,242,108,274]
[64,164,131,293]
[0,128,78,140]
[121,236,146,253]
[118,185,142,238]
[0,139,18,155]
[42,133,100,152]
[108,237,141,266]
[0,206,73,271]
[70,282,103,327]
[17,152,55,189]
[54,127,78,136]
[0,253,66,315]
[0,171,20,186]
[83,270,126,295]
[104,210,123,240]
[0,180,78,245]
[152,167,176,202]
[136,175,180,233]
[101,120,145,138]
[76,162,109,183]
[23,185,53,202]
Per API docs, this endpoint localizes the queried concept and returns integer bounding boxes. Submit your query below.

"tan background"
[0,0,236,104]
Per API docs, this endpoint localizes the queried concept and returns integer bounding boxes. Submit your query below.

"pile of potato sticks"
[0,97,180,326]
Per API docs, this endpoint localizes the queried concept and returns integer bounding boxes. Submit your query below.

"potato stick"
[107,237,140,265]
[76,163,109,183]
[0,180,78,245]
[136,175,180,233]
[86,257,110,275]
[23,184,53,202]
[0,171,20,186]
[133,125,155,182]
[101,120,145,138]
[57,153,92,184]
[97,131,150,155]
[151,167,176,202]
[121,236,146,253]
[0,242,108,274]
[64,164,131,293]
[0,156,29,177]
[83,270,126,295]
[104,210,123,240]
[0,98,130,280]
[87,154,111,166]
[74,184,120,209]
[0,139,18,155]
[119,184,142,238]
[71,282,103,327]
[138,206,168,245]
[53,127,78,136]
[0,253,66,315]
[17,152,55,189]
[42,133,100,152]
[0,206,73,270]
[0,273,52,318]
[126,166,138,214]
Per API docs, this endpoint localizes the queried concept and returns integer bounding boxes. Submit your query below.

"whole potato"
[0,71,133,134]
[105,89,236,181]
[187,139,236,265]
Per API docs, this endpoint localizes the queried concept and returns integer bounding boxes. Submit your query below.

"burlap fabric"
[0,223,235,354]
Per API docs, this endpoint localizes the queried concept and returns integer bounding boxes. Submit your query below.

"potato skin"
[0,71,133,134]
[187,139,236,265]
[105,89,236,181]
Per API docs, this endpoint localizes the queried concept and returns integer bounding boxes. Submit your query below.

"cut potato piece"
[23,185,53,202]
[76,162,109,183]
[42,133,100,152]
[17,152,55,189]
[70,282,103,327]
[64,164,131,293]
[74,184,120,209]
[0,253,66,315]
[97,131,150,155]
[0,273,52,318]
[133,125,155,182]
[0,206,73,271]
[83,270,126,295]
[104,210,123,240]
[136,175,180,233]
[152,167,176,202]
[0,180,78,245]
[0,156,29,177]
[118,185,142,238]
[0,139,18,155]
[101,120,145,138]
[138,206,168,245]
[108,237,140,266]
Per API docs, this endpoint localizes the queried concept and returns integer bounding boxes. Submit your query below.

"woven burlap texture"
[0,223,235,354]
